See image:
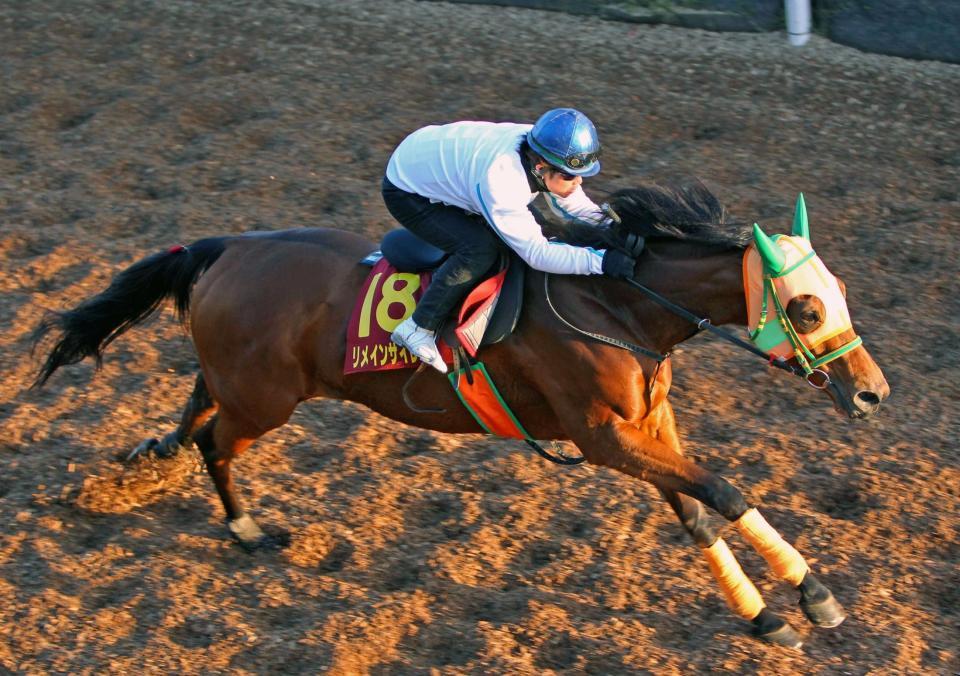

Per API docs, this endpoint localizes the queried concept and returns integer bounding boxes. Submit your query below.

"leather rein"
[543,271,842,390]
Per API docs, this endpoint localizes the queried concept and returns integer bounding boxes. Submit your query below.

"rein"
[544,272,840,390]
[621,278,814,380]
[543,274,666,363]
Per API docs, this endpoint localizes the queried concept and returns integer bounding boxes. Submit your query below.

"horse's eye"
[786,294,826,334]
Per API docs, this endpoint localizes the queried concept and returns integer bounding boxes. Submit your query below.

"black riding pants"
[381,176,502,331]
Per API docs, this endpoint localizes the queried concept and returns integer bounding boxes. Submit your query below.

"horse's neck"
[628,245,747,352]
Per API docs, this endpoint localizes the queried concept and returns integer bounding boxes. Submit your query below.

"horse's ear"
[792,193,810,241]
[753,223,786,273]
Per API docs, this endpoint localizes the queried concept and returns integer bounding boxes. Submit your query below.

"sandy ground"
[1,0,958,673]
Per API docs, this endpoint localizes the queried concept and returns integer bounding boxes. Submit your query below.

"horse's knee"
[680,501,718,548]
[703,478,750,522]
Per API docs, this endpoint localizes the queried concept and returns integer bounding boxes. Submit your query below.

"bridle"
[749,258,862,389]
[535,261,863,464]
[543,266,861,393]
[625,275,861,391]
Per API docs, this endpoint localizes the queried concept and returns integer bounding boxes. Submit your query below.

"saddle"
[374,229,525,354]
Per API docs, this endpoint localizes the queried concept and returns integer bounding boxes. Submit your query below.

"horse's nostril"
[856,390,881,408]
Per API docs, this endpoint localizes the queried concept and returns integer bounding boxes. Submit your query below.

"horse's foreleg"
[584,420,843,635]
[672,467,844,628]
[128,372,219,460]
[734,507,845,628]
[647,401,792,638]
[658,488,801,646]
[193,413,286,552]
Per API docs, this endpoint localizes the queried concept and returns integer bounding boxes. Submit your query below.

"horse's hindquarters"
[189,231,374,431]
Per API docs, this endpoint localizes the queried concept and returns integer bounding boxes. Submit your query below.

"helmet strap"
[530,165,549,192]
[520,144,549,192]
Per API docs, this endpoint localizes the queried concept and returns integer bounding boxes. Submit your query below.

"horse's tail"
[31,237,229,388]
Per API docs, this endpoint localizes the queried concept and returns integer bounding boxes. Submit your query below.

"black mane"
[549,180,751,252]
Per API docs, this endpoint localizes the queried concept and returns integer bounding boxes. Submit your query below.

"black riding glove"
[601,249,637,279]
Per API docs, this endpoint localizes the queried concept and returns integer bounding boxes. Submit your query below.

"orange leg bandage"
[701,537,766,620]
[736,507,809,586]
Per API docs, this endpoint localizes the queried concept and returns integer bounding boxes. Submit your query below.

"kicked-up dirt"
[1,0,958,673]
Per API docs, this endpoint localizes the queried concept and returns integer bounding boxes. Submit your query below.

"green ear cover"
[753,223,786,273]
[792,193,809,241]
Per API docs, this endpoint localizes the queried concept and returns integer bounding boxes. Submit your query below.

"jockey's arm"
[476,179,605,275]
[543,185,607,226]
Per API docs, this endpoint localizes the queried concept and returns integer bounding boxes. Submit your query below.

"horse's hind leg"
[659,487,802,648]
[128,372,218,460]
[192,411,285,551]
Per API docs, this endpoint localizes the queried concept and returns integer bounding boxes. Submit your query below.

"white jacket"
[385,121,606,275]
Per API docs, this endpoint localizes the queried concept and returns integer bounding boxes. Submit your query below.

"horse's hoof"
[126,438,158,462]
[228,514,290,552]
[800,590,846,628]
[153,433,187,459]
[756,622,804,649]
[751,609,804,649]
[240,531,291,553]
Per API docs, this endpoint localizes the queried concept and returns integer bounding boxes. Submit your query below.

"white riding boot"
[390,316,448,373]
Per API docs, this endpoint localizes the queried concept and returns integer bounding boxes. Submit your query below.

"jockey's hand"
[601,249,637,279]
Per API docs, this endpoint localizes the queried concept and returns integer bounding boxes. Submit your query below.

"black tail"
[31,237,228,388]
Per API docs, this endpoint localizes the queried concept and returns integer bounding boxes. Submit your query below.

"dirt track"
[1,0,958,673]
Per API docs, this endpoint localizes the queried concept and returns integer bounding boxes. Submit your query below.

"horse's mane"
[549,180,752,252]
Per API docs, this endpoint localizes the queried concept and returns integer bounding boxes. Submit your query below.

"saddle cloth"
[344,230,524,375]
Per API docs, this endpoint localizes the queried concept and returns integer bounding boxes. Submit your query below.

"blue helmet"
[527,108,601,177]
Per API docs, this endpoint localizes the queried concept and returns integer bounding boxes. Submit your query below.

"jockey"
[382,107,637,373]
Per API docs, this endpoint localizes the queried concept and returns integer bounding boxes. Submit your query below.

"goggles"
[549,168,577,181]
[562,150,601,170]
[537,146,601,174]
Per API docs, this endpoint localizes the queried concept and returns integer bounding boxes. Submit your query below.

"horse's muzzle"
[853,389,884,415]
[839,382,889,419]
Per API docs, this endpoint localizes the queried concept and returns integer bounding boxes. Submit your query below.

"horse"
[31,182,889,648]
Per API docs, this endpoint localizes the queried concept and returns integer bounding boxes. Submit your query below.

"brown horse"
[32,183,889,647]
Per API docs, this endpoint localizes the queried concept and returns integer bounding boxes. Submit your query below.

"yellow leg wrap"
[736,508,809,586]
[702,537,765,620]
